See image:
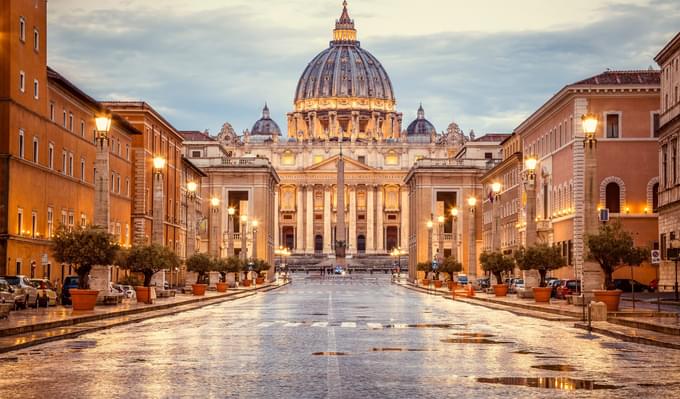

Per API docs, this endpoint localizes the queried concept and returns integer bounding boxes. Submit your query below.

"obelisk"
[335,141,346,264]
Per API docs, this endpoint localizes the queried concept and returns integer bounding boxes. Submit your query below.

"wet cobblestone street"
[1,275,679,398]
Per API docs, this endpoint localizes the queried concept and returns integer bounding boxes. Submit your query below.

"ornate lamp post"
[251,219,259,261]
[94,114,112,230]
[426,218,434,265]
[209,196,220,257]
[437,215,445,262]
[467,196,477,280]
[240,215,248,261]
[450,207,459,262]
[491,182,502,252]
[581,112,599,295]
[391,247,407,280]
[227,207,235,257]
[523,156,539,288]
[152,156,166,245]
[186,181,198,258]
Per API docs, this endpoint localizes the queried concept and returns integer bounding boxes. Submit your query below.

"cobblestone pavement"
[1,275,679,398]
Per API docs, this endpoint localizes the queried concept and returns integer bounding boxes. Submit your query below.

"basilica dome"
[294,2,394,103]
[406,104,436,137]
[251,103,281,136]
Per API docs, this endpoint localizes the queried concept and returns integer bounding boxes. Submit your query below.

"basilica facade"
[182,2,502,269]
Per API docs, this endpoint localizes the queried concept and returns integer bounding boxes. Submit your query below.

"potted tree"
[120,244,180,304]
[587,221,648,311]
[213,257,237,292]
[440,257,463,290]
[186,253,213,296]
[225,256,242,287]
[515,244,565,303]
[417,262,432,286]
[52,226,118,311]
[480,251,514,297]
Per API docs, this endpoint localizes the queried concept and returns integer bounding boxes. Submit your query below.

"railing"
[443,233,453,241]
[414,157,501,169]
[193,157,273,168]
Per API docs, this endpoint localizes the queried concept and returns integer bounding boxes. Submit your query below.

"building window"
[281,151,295,165]
[80,214,86,227]
[80,159,85,181]
[16,261,22,276]
[32,137,38,163]
[80,120,85,137]
[19,71,25,93]
[125,144,130,160]
[116,175,121,193]
[19,16,26,42]
[484,152,493,159]
[18,129,25,158]
[673,139,678,185]
[605,113,620,138]
[68,113,73,132]
[605,182,621,213]
[68,212,74,230]
[653,183,659,212]
[62,111,67,128]
[111,173,115,191]
[68,153,74,176]
[60,210,67,228]
[385,151,399,165]
[31,211,37,238]
[17,208,23,235]
[125,178,130,196]
[653,112,661,137]
[47,207,53,238]
[33,79,39,99]
[48,143,53,169]
[49,103,55,121]
[61,151,67,174]
[33,28,39,51]
[191,150,201,158]
[358,155,366,164]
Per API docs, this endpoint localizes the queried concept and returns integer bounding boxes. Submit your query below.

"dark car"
[613,279,651,292]
[556,280,581,299]
[476,277,491,289]
[61,276,79,305]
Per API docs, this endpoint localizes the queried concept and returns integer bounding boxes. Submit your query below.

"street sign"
[599,208,609,222]
[651,249,661,264]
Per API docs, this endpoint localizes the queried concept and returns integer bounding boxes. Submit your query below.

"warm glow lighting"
[251,220,259,228]
[492,182,502,193]
[153,156,166,170]
[95,115,112,134]
[451,207,458,217]
[437,215,445,223]
[524,157,537,172]
[625,207,630,214]
[426,220,434,229]
[240,215,248,223]
[467,196,477,207]
[228,207,235,216]
[187,181,197,193]
[210,197,220,207]
[581,113,598,136]
[644,207,649,214]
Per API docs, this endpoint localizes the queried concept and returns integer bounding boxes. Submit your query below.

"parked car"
[1,275,38,308]
[555,280,581,299]
[512,279,525,291]
[613,279,652,293]
[61,276,79,306]
[0,278,17,308]
[30,279,57,306]
[649,279,659,292]
[545,277,559,286]
[548,279,562,297]
[475,277,491,290]
[457,275,468,285]
[116,284,137,299]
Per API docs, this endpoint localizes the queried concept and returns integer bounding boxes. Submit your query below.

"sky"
[47,0,679,136]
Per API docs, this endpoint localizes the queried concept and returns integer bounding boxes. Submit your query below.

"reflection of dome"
[251,103,281,136]
[294,1,394,102]
[406,104,436,136]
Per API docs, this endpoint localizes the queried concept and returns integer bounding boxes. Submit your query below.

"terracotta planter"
[421,279,431,286]
[134,286,154,304]
[533,287,552,303]
[191,284,207,296]
[433,280,443,288]
[215,282,228,293]
[70,289,99,311]
[256,277,265,285]
[492,284,508,297]
[448,281,458,291]
[593,289,622,311]
[242,279,252,287]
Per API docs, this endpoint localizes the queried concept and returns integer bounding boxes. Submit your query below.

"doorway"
[314,235,323,254]
[357,235,366,253]
[386,226,399,251]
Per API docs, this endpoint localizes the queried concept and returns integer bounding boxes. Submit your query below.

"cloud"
[46,0,678,136]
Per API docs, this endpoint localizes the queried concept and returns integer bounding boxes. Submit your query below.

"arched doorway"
[314,235,323,254]
[386,226,399,251]
[282,226,295,250]
[357,235,366,253]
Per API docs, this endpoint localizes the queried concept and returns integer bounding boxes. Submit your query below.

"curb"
[573,322,680,350]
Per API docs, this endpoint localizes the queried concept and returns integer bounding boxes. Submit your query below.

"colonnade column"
[306,185,314,254]
[376,186,384,252]
[349,186,357,255]
[296,185,304,253]
[366,188,375,253]
[400,187,409,249]
[323,186,332,254]
[274,189,279,249]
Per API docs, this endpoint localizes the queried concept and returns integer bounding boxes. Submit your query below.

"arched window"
[653,182,659,212]
[605,182,621,213]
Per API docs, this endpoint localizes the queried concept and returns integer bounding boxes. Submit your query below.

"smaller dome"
[406,104,436,136]
[251,103,281,136]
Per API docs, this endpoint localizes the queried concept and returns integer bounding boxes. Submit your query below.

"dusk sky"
[47,0,678,136]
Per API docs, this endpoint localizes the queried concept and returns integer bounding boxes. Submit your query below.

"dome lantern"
[333,1,357,43]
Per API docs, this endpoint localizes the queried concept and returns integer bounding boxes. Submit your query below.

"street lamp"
[491,182,502,252]
[209,196,220,257]
[581,113,598,141]
[153,156,166,172]
[187,181,197,198]
[151,156,166,245]
[186,181,198,258]
[426,218,434,269]
[522,155,539,288]
[251,219,259,261]
[94,114,112,230]
[581,111,599,300]
[437,215,445,262]
[450,207,459,262]
[391,247,406,280]
[467,196,477,281]
[240,214,248,261]
[227,207,235,257]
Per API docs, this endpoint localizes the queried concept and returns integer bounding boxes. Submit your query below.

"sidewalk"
[395,280,680,350]
[0,281,288,354]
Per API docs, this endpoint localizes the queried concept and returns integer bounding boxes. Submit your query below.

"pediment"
[305,155,376,172]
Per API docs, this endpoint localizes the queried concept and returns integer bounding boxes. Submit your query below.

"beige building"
[656,32,680,292]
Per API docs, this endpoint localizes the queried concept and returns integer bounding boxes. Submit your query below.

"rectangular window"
[80,159,85,181]
[80,214,86,227]
[606,113,620,138]
[19,71,25,93]
[111,173,115,190]
[191,150,202,158]
[116,175,121,193]
[33,28,39,51]
[653,112,661,137]
[49,103,55,121]
[61,151,67,174]
[68,113,73,132]
[358,155,366,164]
[62,111,67,128]
[47,207,53,238]
[48,143,53,169]
[16,261,21,276]
[18,129,25,158]
[80,120,85,137]
[19,16,26,42]
[68,153,73,176]
[32,137,38,163]
[68,212,74,229]
[672,140,677,185]
[31,211,37,238]
[125,178,130,196]
[117,142,121,156]
[33,79,39,99]
[125,144,130,160]
[17,208,23,235]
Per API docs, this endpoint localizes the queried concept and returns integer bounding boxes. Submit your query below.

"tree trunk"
[539,269,547,287]
[77,266,90,289]
[144,272,153,287]
[494,272,503,285]
[197,272,203,284]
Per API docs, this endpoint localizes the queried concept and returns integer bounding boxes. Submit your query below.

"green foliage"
[119,244,180,287]
[587,221,647,289]
[479,251,514,284]
[251,258,272,275]
[186,253,214,284]
[213,256,242,280]
[52,225,119,289]
[118,275,142,287]
[416,262,432,273]
[439,257,463,279]
[514,244,566,287]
